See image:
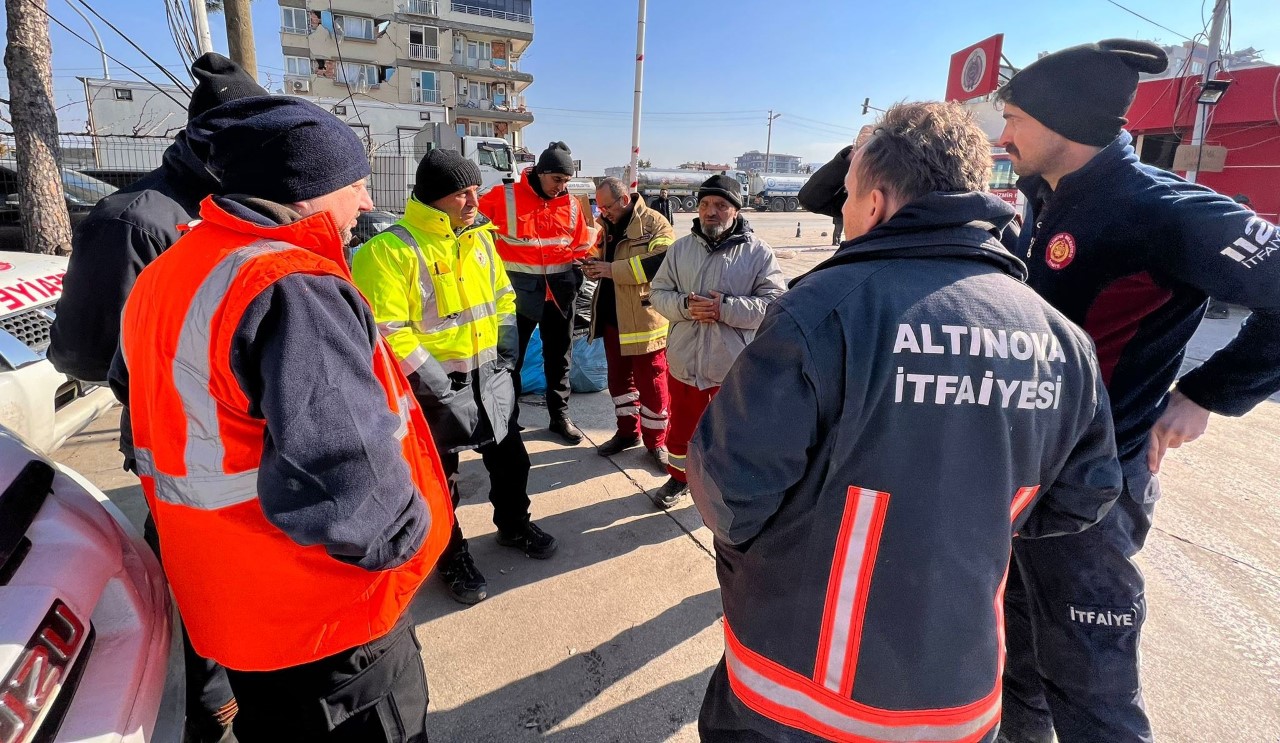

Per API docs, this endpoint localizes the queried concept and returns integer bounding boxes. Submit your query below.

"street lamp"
[1197,78,1231,105]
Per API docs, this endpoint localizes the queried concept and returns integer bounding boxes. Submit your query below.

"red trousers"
[666,373,718,483]
[602,324,669,448]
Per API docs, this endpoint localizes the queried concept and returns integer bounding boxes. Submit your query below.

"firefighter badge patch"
[1045,232,1076,270]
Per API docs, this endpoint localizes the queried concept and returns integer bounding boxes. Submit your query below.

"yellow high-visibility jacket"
[351,197,518,452]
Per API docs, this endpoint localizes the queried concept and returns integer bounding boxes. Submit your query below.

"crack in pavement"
[1151,525,1280,581]
[578,426,717,561]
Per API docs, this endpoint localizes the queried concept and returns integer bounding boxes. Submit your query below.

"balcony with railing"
[450,2,532,24]
[406,0,440,15]
[408,43,440,61]
[413,88,441,104]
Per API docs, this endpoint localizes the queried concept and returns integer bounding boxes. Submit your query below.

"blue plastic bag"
[570,336,608,393]
[519,327,546,395]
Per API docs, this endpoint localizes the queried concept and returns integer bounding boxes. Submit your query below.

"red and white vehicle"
[990,149,1026,213]
[0,253,116,454]
[0,425,183,742]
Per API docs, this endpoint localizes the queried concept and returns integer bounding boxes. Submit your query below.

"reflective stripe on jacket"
[119,197,453,671]
[588,197,676,356]
[351,198,519,452]
[478,166,596,271]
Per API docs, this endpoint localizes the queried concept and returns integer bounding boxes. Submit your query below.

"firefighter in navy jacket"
[992,41,1280,743]
[688,102,1124,743]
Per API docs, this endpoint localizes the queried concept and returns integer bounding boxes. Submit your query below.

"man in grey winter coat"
[649,174,785,508]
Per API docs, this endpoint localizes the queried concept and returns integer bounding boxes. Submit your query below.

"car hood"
[0,253,68,318]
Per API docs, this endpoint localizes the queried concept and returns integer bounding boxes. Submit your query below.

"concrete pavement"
[57,226,1280,741]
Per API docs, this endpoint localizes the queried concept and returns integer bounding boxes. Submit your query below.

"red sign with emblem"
[1045,233,1077,270]
[946,34,1004,103]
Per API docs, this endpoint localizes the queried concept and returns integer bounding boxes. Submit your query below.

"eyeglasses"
[598,198,621,211]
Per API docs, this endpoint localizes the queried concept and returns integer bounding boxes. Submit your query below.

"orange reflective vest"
[119,197,453,671]
[477,166,595,274]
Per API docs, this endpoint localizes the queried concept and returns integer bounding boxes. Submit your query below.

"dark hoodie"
[49,133,215,384]
[688,191,1123,742]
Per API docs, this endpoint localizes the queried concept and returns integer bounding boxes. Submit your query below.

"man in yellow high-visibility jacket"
[352,150,557,605]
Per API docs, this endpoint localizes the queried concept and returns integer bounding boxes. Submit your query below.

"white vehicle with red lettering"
[0,254,116,453]
[0,424,183,742]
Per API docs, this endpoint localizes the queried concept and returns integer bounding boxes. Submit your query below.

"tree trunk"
[223,0,257,81]
[4,0,72,255]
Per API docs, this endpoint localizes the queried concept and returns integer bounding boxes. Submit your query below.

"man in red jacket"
[477,142,595,444]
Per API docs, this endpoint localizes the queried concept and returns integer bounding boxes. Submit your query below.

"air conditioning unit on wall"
[291,79,311,93]
[495,83,506,94]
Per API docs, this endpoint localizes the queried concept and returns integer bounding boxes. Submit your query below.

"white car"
[0,425,183,742]
[0,252,117,453]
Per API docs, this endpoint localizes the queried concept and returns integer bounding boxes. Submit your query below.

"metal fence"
[0,132,172,189]
[1,132,416,212]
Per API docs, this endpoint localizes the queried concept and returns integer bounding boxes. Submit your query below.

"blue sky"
[2,0,1277,173]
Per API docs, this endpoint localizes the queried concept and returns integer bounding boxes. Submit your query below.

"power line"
[68,0,193,95]
[1100,0,1194,41]
[24,0,187,107]
[536,106,767,116]
[778,112,859,133]
[328,0,369,149]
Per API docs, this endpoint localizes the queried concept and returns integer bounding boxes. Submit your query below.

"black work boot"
[438,546,487,605]
[496,521,558,559]
[598,434,640,456]
[650,477,689,510]
[549,415,584,445]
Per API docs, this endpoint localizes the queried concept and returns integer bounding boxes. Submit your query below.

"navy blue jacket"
[50,134,215,384]
[688,192,1123,742]
[1017,131,1280,465]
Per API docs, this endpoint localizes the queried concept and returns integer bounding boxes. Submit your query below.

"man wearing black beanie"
[48,51,265,743]
[110,96,454,741]
[995,39,1280,743]
[352,149,557,607]
[478,141,597,444]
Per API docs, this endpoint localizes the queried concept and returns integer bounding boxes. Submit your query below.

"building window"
[284,55,310,77]
[338,62,379,87]
[414,71,439,103]
[468,121,495,137]
[408,25,439,60]
[334,14,375,41]
[113,88,133,101]
[281,7,308,34]
[467,40,492,66]
[468,80,492,101]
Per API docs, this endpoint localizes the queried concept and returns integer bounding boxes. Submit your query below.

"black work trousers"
[440,421,533,560]
[511,270,580,419]
[224,616,429,742]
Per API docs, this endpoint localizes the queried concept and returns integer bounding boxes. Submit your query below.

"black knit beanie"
[697,174,742,209]
[999,39,1167,146]
[187,53,268,118]
[535,141,575,175]
[413,149,483,204]
[186,96,371,203]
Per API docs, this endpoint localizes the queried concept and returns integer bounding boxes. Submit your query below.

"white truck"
[746,172,812,212]
[634,169,749,213]
[370,126,518,211]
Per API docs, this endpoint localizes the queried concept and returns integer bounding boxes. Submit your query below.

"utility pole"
[223,0,257,80]
[1186,0,1228,184]
[190,0,214,55]
[4,0,73,255]
[627,0,647,193]
[764,110,781,173]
